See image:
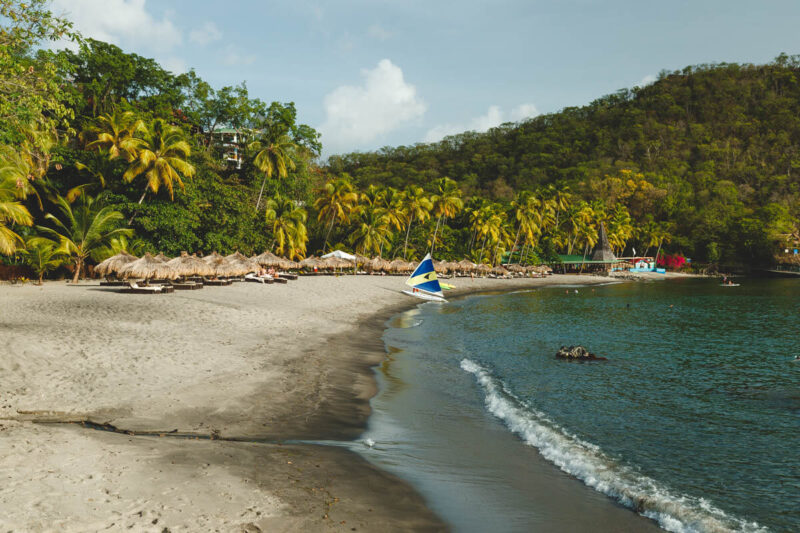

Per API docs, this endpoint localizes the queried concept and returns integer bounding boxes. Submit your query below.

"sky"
[49,0,800,157]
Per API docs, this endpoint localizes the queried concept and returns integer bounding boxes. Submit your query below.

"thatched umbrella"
[491,265,509,276]
[166,252,215,277]
[95,251,137,277]
[253,251,282,267]
[203,252,224,265]
[322,256,351,270]
[278,257,301,270]
[154,253,171,263]
[432,260,447,274]
[300,256,323,270]
[388,259,409,274]
[475,264,491,275]
[119,253,178,280]
[506,264,525,273]
[457,259,477,273]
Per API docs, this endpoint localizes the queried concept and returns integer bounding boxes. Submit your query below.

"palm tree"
[350,205,392,257]
[84,109,145,161]
[265,195,308,259]
[249,132,297,211]
[39,194,133,283]
[0,148,34,255]
[429,177,463,255]
[314,176,358,254]
[400,185,432,260]
[20,236,66,284]
[123,119,195,207]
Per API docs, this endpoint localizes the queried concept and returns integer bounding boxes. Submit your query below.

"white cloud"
[221,45,256,66]
[50,0,182,53]
[320,59,426,152]
[367,24,393,41]
[424,103,538,143]
[510,103,539,121]
[637,74,657,87]
[189,22,222,46]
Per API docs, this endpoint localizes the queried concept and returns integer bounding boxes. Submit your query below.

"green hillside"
[328,56,800,266]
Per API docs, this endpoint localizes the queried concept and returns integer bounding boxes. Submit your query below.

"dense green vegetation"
[3,0,799,281]
[329,56,800,267]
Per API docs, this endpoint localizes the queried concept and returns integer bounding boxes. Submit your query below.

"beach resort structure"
[211,128,253,169]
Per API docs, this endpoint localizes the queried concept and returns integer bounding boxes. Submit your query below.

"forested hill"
[327,56,800,265]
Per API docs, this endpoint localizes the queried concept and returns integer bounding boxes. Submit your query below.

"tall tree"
[400,185,432,259]
[39,194,132,282]
[249,132,297,211]
[0,149,34,255]
[265,195,308,259]
[123,118,195,207]
[429,177,463,255]
[314,176,358,254]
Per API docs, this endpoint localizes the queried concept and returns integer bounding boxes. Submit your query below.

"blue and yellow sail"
[405,253,444,298]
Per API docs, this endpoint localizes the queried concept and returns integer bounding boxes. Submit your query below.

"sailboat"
[402,253,447,302]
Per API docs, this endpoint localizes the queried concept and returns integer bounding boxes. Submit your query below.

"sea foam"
[459,358,766,533]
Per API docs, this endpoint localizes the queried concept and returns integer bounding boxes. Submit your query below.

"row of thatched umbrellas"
[96,250,551,280]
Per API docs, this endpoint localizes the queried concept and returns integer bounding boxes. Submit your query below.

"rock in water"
[555,345,607,361]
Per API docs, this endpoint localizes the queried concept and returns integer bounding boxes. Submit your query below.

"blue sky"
[50,0,800,156]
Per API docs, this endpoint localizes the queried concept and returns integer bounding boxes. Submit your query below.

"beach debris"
[555,345,607,361]
[364,438,375,448]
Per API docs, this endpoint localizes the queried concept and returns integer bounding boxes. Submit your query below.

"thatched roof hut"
[506,264,525,273]
[154,253,171,263]
[119,253,178,280]
[95,251,137,276]
[166,252,215,277]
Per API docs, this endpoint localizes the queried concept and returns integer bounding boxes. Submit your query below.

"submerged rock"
[555,345,607,361]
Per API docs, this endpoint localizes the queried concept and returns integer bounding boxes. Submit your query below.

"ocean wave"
[459,358,766,533]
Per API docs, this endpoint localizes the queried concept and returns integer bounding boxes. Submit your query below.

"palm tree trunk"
[479,233,488,263]
[654,240,663,269]
[430,216,442,255]
[493,239,501,266]
[72,258,81,284]
[255,174,268,211]
[509,225,521,265]
[322,212,336,254]
[128,184,150,225]
[403,212,414,260]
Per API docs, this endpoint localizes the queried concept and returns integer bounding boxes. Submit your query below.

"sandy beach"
[1,274,615,531]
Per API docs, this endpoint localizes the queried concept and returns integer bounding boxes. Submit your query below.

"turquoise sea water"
[357,279,800,532]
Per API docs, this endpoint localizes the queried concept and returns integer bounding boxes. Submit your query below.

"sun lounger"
[124,281,174,294]
[278,272,298,280]
[170,281,203,290]
[245,273,275,284]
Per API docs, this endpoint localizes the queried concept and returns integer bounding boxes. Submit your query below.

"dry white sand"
[0,274,609,532]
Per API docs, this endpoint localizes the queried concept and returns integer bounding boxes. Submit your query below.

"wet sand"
[1,274,618,531]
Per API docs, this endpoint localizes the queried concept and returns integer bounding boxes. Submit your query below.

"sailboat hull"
[402,289,447,302]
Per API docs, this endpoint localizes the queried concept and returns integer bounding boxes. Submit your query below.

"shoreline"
[1,274,624,531]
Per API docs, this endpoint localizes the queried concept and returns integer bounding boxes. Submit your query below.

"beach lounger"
[124,281,173,294]
[278,272,298,280]
[245,273,274,284]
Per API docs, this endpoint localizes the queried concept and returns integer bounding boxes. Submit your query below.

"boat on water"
[403,253,447,302]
